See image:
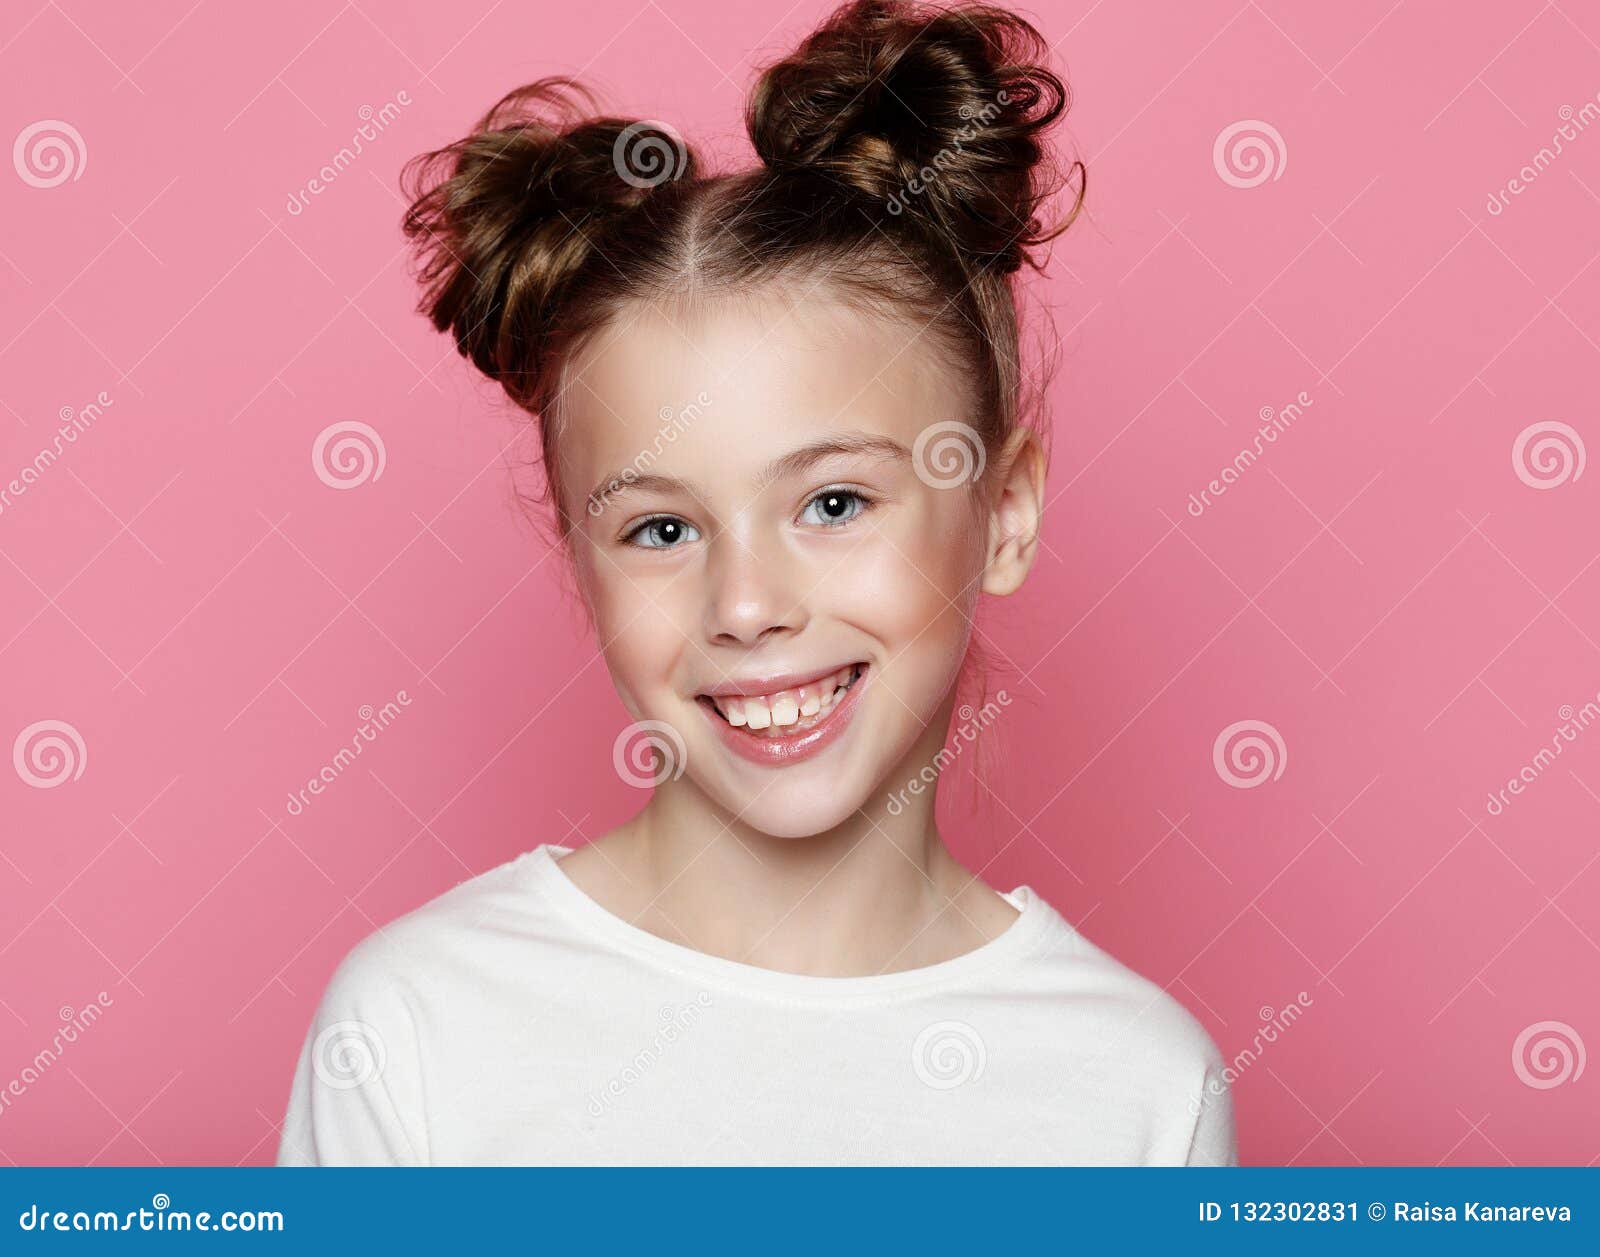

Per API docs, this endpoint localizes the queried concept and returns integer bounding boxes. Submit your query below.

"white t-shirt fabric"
[275,842,1237,1166]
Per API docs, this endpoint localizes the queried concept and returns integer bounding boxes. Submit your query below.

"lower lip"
[700,668,869,767]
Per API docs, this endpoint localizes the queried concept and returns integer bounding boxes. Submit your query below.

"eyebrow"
[583,432,912,516]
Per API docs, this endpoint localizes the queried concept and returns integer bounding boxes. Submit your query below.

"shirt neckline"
[520,841,1056,1003]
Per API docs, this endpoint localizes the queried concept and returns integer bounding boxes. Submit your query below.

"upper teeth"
[712,666,860,729]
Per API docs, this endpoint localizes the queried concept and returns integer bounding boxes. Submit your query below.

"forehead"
[556,286,967,486]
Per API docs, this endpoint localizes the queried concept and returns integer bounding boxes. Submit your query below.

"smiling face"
[557,283,1003,839]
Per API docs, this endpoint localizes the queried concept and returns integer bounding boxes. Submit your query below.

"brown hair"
[399,0,1084,535]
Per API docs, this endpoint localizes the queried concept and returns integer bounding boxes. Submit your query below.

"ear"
[980,427,1045,597]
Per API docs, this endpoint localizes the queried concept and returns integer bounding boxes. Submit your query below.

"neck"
[611,695,989,977]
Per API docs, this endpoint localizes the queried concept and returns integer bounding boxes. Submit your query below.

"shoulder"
[279,851,562,1166]
[314,847,553,1018]
[1019,900,1236,1162]
[1024,897,1226,1085]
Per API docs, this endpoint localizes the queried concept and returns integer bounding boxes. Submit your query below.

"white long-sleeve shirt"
[276,842,1238,1166]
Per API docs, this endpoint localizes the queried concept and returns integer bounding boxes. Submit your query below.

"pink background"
[3,0,1598,1166]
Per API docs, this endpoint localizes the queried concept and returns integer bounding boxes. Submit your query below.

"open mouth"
[695,661,870,767]
[697,662,868,738]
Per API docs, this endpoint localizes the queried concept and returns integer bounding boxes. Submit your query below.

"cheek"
[883,492,984,615]
[577,554,692,711]
[831,499,983,689]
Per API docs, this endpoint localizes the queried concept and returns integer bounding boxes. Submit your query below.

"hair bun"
[400,78,697,407]
[746,0,1078,274]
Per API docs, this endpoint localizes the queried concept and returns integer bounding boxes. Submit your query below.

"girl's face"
[559,285,1012,839]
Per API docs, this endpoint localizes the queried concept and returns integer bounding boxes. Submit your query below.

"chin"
[705,777,877,841]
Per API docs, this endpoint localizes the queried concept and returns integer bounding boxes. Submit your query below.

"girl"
[277,0,1236,1167]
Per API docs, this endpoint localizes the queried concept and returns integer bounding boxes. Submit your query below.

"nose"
[701,530,807,647]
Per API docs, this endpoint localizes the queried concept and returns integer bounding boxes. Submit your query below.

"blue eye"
[800,488,871,527]
[625,516,700,549]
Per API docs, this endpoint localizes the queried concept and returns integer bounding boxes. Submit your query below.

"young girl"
[277,0,1236,1167]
